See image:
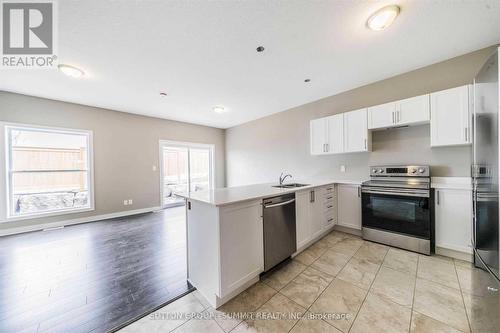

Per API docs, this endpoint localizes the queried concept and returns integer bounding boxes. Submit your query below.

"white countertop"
[431,177,472,190]
[175,179,364,206]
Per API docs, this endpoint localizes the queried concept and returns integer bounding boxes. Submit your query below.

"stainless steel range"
[361,165,434,255]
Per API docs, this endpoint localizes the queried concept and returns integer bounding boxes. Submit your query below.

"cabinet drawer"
[323,185,335,192]
[323,200,337,209]
[325,216,336,224]
[323,192,335,200]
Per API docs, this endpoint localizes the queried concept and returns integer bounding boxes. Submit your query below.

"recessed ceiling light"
[367,5,400,31]
[58,64,85,78]
[256,46,265,52]
[212,105,227,114]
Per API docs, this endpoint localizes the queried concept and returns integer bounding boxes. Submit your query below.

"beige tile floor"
[118,230,499,333]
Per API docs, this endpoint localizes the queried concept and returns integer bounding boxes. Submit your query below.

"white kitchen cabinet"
[343,108,370,152]
[327,114,344,154]
[310,118,328,155]
[186,199,263,308]
[430,85,471,147]
[398,94,430,126]
[296,190,312,250]
[219,201,264,297]
[435,188,473,253]
[322,185,337,229]
[368,94,429,130]
[368,102,396,129]
[310,188,324,239]
[296,185,337,251]
[310,109,370,155]
[337,184,362,230]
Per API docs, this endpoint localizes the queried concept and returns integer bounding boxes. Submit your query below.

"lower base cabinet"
[337,184,362,230]
[435,188,473,253]
[296,184,337,251]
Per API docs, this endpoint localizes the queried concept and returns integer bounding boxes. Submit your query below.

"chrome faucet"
[279,172,293,185]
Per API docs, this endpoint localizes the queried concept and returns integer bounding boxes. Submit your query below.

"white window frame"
[0,122,95,222]
[159,140,215,207]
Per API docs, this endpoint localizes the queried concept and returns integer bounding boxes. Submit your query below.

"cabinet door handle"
[464,128,468,142]
[397,110,401,123]
[326,143,329,152]
[436,190,440,205]
[392,111,395,124]
[357,186,361,197]
[364,139,367,150]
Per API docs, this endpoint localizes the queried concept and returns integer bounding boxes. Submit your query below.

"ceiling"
[1,0,500,129]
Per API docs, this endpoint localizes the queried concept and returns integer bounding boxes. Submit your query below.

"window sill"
[1,206,95,223]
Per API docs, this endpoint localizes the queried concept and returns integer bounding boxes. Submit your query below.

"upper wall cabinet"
[310,118,329,155]
[344,108,370,153]
[327,114,344,154]
[399,95,431,126]
[310,114,344,155]
[430,85,471,147]
[367,101,396,129]
[310,110,370,155]
[368,94,430,130]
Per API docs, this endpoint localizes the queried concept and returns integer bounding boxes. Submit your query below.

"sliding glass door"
[160,141,214,207]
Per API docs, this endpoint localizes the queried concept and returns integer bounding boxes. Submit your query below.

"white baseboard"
[436,246,474,262]
[333,224,362,237]
[0,206,162,237]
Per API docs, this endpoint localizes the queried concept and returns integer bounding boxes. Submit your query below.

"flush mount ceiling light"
[58,64,85,78]
[212,105,227,114]
[367,5,400,31]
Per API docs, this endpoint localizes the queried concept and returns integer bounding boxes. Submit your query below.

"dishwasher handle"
[264,198,295,209]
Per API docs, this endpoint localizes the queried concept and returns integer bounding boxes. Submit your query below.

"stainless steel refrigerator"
[470,48,500,333]
[473,47,499,283]
[470,48,499,331]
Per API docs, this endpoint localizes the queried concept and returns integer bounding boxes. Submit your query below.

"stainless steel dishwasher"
[263,193,297,272]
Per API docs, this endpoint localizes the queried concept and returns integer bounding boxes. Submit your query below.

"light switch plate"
[340,165,346,172]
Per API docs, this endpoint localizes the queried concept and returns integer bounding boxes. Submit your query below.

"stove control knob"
[372,168,378,173]
[418,168,425,174]
[410,168,417,174]
[378,169,384,173]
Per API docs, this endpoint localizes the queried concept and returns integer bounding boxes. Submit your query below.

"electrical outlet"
[152,165,157,171]
[340,165,346,172]
[128,199,133,205]
[123,200,128,206]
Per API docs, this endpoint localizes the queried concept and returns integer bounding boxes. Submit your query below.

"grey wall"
[226,45,498,186]
[0,92,225,231]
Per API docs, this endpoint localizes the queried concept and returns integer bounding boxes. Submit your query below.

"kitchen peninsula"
[176,179,362,308]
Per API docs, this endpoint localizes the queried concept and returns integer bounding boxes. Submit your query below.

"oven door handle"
[361,188,430,198]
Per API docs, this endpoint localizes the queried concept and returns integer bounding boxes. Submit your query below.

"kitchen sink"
[272,183,310,189]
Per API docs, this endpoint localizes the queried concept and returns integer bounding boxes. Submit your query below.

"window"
[159,141,214,207]
[2,124,94,220]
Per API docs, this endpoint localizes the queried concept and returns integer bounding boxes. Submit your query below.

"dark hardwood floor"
[0,206,192,333]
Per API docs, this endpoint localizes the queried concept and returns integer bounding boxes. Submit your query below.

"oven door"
[362,187,431,239]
